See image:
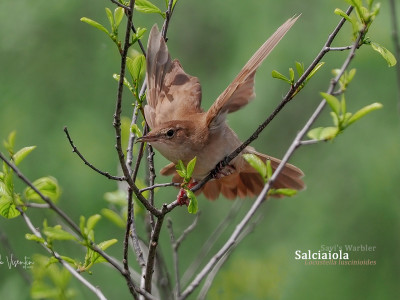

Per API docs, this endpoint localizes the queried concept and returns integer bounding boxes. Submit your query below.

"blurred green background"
[0,0,399,299]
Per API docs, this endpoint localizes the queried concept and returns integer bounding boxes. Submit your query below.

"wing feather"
[206,16,299,129]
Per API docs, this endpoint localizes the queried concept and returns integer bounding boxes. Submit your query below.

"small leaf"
[340,95,347,115]
[321,92,341,115]
[346,102,383,126]
[334,8,353,24]
[114,7,124,28]
[43,226,77,241]
[79,216,86,236]
[132,27,147,44]
[87,214,101,232]
[131,124,143,138]
[289,68,295,83]
[295,61,304,76]
[307,127,338,141]
[271,188,298,197]
[243,154,267,180]
[186,157,197,179]
[176,160,186,173]
[3,131,16,153]
[105,7,114,29]
[127,55,146,82]
[186,190,198,214]
[306,62,324,81]
[0,194,20,219]
[101,208,125,228]
[135,0,164,17]
[24,177,61,203]
[113,74,134,92]
[80,17,109,35]
[104,189,126,206]
[25,233,45,243]
[13,146,36,165]
[98,239,118,251]
[271,70,291,84]
[370,42,397,67]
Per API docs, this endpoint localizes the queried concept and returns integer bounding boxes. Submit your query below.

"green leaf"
[135,0,165,17]
[13,146,36,165]
[289,68,295,83]
[243,154,267,180]
[306,62,324,81]
[340,95,347,115]
[101,208,125,228]
[105,7,114,29]
[127,55,146,83]
[346,102,383,126]
[24,177,61,203]
[271,188,298,197]
[370,42,397,67]
[186,190,198,214]
[0,195,20,219]
[132,27,147,44]
[87,214,101,232]
[113,74,134,92]
[131,124,143,138]
[80,17,109,35]
[3,131,16,153]
[43,226,77,241]
[186,157,197,179]
[25,233,45,243]
[79,216,86,236]
[295,61,304,76]
[114,7,124,28]
[176,160,186,173]
[272,70,291,84]
[307,127,338,141]
[98,238,118,251]
[334,8,353,24]
[321,92,341,115]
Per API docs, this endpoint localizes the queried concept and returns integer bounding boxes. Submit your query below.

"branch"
[139,182,180,193]
[64,127,125,181]
[110,0,131,10]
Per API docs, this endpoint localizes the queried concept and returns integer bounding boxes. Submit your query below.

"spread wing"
[144,25,203,129]
[206,16,299,130]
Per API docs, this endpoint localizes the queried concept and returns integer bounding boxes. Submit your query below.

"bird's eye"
[166,129,175,138]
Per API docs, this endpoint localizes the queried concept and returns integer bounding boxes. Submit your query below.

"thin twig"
[180,7,363,299]
[110,0,131,10]
[139,182,180,193]
[17,207,108,300]
[24,203,51,208]
[175,212,200,248]
[143,205,167,293]
[64,127,125,181]
[167,219,181,299]
[299,139,321,146]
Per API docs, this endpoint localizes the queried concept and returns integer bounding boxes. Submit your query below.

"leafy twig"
[17,207,108,300]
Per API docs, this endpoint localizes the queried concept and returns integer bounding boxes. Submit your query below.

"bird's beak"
[136,134,157,143]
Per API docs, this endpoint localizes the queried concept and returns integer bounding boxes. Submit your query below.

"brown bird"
[138,17,304,201]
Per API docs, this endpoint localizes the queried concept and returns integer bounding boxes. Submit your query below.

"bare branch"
[64,127,125,181]
[139,182,180,193]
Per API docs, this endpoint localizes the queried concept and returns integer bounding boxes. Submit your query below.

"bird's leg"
[177,181,197,206]
[210,158,236,179]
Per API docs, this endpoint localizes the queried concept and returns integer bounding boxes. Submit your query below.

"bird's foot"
[177,181,197,206]
[211,159,236,179]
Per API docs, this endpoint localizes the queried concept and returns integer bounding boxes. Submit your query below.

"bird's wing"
[206,16,299,130]
[144,25,203,129]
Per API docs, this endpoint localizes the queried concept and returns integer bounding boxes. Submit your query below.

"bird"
[137,16,304,202]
